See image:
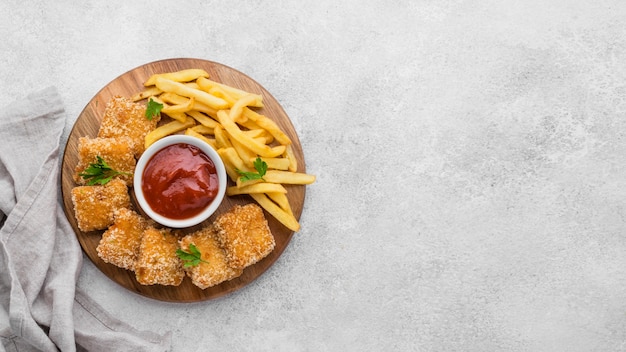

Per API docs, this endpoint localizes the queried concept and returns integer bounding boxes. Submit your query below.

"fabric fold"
[0,87,171,351]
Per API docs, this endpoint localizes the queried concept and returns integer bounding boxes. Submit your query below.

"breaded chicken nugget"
[96,208,150,271]
[73,136,135,186]
[71,179,130,232]
[213,203,275,269]
[179,226,243,289]
[98,96,160,158]
[135,227,184,286]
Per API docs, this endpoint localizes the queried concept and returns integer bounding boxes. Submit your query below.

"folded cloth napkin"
[0,87,171,352]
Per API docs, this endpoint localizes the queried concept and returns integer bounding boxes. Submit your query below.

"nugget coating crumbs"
[73,136,136,186]
[97,208,150,271]
[135,227,184,286]
[213,203,275,270]
[98,96,160,158]
[179,226,243,289]
[70,179,130,232]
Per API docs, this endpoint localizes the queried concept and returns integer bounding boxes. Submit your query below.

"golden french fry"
[214,125,232,149]
[186,110,219,129]
[208,86,237,107]
[164,112,187,123]
[197,77,263,108]
[250,193,300,232]
[145,118,196,149]
[158,92,188,105]
[185,128,217,150]
[190,102,219,119]
[218,147,248,181]
[252,157,290,170]
[284,144,298,172]
[228,94,258,124]
[160,92,219,119]
[226,182,287,196]
[144,69,209,86]
[184,82,200,90]
[263,170,316,185]
[242,129,268,138]
[155,77,229,110]
[229,136,257,168]
[217,110,285,158]
[242,108,291,145]
[131,86,162,101]
[162,97,194,115]
[267,192,293,216]
[190,124,214,135]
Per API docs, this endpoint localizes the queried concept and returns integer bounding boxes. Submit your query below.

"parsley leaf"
[236,157,268,182]
[145,98,163,120]
[79,156,131,185]
[176,243,209,267]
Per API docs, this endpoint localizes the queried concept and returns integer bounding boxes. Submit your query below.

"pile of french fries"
[131,69,314,232]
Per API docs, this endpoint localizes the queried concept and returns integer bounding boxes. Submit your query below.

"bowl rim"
[133,134,227,228]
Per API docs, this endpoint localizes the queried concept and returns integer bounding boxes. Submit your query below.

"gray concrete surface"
[3,1,626,351]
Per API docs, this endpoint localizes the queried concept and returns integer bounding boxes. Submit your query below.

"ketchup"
[142,143,219,220]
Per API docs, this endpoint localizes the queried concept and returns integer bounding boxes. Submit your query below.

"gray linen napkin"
[0,87,171,352]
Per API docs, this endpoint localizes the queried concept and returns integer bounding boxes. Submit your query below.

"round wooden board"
[61,58,306,302]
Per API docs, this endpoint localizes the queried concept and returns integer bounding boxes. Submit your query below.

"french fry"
[284,144,298,172]
[145,118,196,149]
[164,112,187,123]
[228,94,258,124]
[160,93,219,119]
[187,110,219,129]
[185,128,217,150]
[155,77,229,110]
[131,86,162,102]
[226,182,287,196]
[242,129,268,139]
[267,192,293,216]
[243,108,291,145]
[197,77,263,108]
[162,97,195,115]
[208,86,237,107]
[263,170,316,185]
[250,193,300,232]
[144,69,209,86]
[229,136,257,168]
[190,124,215,135]
[217,110,285,158]
[218,147,249,173]
[237,118,264,132]
[184,82,200,90]
[218,147,247,181]
[252,157,290,171]
[214,125,232,149]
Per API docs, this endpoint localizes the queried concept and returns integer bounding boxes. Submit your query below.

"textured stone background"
[3,1,626,351]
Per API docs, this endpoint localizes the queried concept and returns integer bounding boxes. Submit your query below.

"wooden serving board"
[61,58,306,302]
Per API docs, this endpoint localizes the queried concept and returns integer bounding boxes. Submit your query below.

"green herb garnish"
[236,157,267,182]
[176,243,209,267]
[79,156,131,185]
[145,98,163,120]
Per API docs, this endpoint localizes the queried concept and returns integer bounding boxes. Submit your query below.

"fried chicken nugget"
[70,179,130,232]
[179,226,243,289]
[213,203,275,269]
[135,227,184,286]
[96,208,150,271]
[73,136,135,186]
[98,96,160,158]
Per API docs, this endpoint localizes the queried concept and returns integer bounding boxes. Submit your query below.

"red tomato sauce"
[142,143,219,220]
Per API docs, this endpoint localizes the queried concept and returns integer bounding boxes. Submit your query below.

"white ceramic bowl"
[133,134,227,228]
